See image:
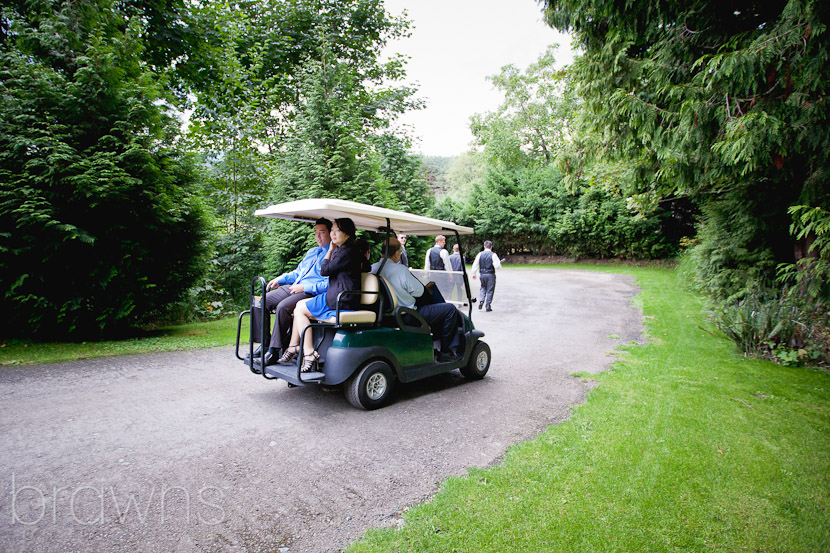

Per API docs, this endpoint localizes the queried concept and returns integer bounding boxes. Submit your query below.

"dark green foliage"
[544,0,830,362]
[261,51,399,270]
[459,166,681,258]
[419,156,454,198]
[209,230,266,311]
[779,206,830,305]
[194,151,269,310]
[712,283,826,366]
[0,1,208,337]
[261,220,315,282]
[687,196,829,365]
[545,0,830,203]
[373,134,433,215]
[544,0,830,253]
[273,49,383,204]
[454,45,693,261]
[559,187,683,259]
[687,190,780,303]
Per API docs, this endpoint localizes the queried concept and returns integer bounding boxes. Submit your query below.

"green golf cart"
[235,198,491,410]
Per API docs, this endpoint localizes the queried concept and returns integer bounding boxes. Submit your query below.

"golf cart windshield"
[409,269,478,310]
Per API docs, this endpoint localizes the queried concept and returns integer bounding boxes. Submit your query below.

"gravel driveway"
[0,268,642,553]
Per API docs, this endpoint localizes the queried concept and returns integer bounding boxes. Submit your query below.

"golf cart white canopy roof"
[255,198,474,236]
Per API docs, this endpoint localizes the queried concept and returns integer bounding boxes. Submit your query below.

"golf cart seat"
[376,274,432,335]
[379,274,398,312]
[321,272,380,326]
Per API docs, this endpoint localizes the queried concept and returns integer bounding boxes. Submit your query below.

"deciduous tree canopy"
[0,0,427,337]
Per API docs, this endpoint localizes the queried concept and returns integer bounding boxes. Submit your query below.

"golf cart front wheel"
[460,341,491,380]
[346,360,395,410]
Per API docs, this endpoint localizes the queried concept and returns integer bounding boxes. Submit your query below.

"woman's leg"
[291,299,316,355]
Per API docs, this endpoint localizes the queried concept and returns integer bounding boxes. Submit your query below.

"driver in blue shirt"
[250,218,332,366]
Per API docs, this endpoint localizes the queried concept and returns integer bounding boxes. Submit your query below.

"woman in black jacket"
[281,218,370,372]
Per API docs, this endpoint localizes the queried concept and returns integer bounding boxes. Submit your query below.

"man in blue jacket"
[251,218,332,366]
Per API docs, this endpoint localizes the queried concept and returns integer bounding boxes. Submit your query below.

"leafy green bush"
[459,166,688,259]
[697,204,829,367]
[778,206,830,305]
[686,184,799,302]
[711,288,822,366]
[0,2,209,338]
[719,290,826,367]
[210,230,266,311]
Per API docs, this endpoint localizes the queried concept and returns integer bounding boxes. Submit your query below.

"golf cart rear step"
[263,364,325,386]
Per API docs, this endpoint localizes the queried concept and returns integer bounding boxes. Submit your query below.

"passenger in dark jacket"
[284,218,370,372]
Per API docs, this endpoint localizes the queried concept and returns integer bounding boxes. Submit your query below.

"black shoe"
[245,345,263,360]
[478,303,483,310]
[436,350,459,362]
[253,350,278,367]
[486,307,493,312]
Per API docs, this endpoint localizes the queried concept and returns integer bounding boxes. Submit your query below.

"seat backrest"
[378,275,399,312]
[360,273,379,306]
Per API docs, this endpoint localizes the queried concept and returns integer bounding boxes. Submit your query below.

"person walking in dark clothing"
[449,244,465,301]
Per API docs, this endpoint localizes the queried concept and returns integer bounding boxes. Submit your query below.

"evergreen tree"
[544,0,829,361]
[0,0,208,337]
[544,0,830,297]
[182,0,421,281]
[460,45,686,259]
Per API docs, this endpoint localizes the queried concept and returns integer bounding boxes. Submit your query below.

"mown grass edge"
[345,266,830,553]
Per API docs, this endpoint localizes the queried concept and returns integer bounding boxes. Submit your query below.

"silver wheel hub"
[476,351,488,372]
[366,372,387,400]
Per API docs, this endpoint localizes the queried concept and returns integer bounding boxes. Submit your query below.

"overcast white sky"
[381,0,574,158]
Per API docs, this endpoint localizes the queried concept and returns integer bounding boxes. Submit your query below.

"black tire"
[345,360,395,410]
[460,341,490,380]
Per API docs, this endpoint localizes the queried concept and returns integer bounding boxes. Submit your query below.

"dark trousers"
[416,303,459,352]
[479,273,496,309]
[250,287,313,349]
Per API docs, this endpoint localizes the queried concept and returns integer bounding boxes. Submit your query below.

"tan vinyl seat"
[322,273,379,325]
[379,275,399,313]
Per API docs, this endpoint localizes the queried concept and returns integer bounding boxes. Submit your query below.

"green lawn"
[346,266,830,552]
[0,316,244,366]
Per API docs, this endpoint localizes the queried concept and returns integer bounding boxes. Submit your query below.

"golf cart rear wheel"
[460,341,490,380]
[346,360,395,410]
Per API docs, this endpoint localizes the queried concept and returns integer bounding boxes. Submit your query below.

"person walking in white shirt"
[424,235,451,272]
[471,240,501,311]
